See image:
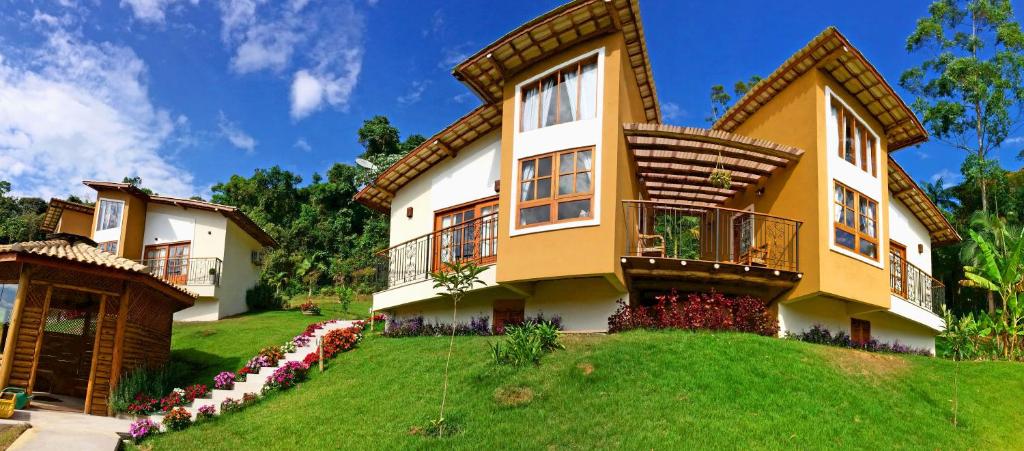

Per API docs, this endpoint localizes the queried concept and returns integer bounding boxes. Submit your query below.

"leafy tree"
[429,261,486,435]
[122,176,155,195]
[705,76,762,124]
[0,181,47,244]
[901,0,1024,214]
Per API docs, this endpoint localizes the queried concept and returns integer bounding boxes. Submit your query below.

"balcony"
[890,252,945,315]
[621,200,802,300]
[138,257,222,287]
[376,213,498,290]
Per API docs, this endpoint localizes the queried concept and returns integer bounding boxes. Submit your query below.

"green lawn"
[147,318,1024,449]
[166,295,370,387]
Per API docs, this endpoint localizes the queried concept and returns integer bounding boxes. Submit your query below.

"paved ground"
[1,409,131,450]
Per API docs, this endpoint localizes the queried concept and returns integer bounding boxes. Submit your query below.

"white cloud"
[219,0,365,119]
[217,111,256,153]
[31,10,72,27]
[1004,136,1024,145]
[293,138,311,152]
[0,30,196,199]
[452,92,475,104]
[397,80,429,105]
[931,169,962,188]
[422,10,443,37]
[438,45,471,70]
[120,0,197,24]
[661,102,685,121]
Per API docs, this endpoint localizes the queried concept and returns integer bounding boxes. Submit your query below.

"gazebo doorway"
[31,288,101,409]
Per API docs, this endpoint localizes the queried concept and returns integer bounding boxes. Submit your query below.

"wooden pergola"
[0,237,194,416]
[623,123,805,207]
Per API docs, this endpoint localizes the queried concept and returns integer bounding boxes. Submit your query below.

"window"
[435,197,498,267]
[521,57,598,131]
[96,199,123,231]
[97,241,118,254]
[851,318,871,343]
[517,148,594,228]
[144,242,191,285]
[890,241,908,298]
[833,182,878,260]
[831,98,877,177]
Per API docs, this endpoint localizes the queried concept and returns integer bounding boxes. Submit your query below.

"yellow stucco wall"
[91,190,148,260]
[728,69,892,309]
[495,34,627,286]
[55,209,94,237]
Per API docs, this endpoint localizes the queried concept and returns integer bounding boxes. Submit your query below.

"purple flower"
[213,371,235,389]
[129,418,159,440]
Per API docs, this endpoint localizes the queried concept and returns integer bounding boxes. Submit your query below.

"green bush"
[246,282,284,311]
[337,285,356,313]
[490,321,564,366]
[109,364,180,414]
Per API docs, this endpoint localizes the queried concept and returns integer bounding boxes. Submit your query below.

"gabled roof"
[0,238,197,306]
[40,198,94,233]
[713,27,927,151]
[624,123,805,207]
[354,104,503,212]
[887,157,960,246]
[82,181,277,247]
[453,0,660,123]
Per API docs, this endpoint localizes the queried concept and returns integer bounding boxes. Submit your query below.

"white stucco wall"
[143,204,227,261]
[388,130,501,246]
[778,297,936,355]
[887,194,932,271]
[217,220,263,318]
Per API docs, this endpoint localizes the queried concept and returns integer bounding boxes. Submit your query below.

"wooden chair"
[636,233,666,257]
[738,243,770,267]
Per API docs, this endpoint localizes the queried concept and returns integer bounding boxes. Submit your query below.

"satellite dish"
[355,158,378,171]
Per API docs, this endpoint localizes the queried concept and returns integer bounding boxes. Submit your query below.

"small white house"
[41,181,277,321]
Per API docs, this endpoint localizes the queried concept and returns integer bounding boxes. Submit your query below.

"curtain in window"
[541,77,557,127]
[576,150,592,193]
[579,62,597,119]
[520,161,535,202]
[522,86,539,131]
[561,69,579,122]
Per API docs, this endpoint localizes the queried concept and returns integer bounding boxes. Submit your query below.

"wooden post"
[83,295,108,415]
[318,337,324,373]
[0,266,31,389]
[27,285,53,393]
[107,284,132,414]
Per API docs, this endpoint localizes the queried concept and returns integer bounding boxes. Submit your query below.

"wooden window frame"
[851,318,871,344]
[833,181,879,261]
[433,196,499,270]
[96,241,118,254]
[95,198,124,231]
[832,98,878,177]
[516,147,595,229]
[520,56,598,132]
[144,241,192,285]
[889,241,908,298]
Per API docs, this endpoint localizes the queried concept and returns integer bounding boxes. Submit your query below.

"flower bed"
[607,290,779,336]
[383,315,491,337]
[299,301,321,315]
[127,319,370,443]
[789,325,932,356]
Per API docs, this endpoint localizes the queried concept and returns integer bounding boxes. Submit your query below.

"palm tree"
[921,178,958,213]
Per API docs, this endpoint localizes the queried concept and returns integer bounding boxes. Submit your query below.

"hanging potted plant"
[708,151,732,189]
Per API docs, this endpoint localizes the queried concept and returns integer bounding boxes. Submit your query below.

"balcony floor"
[621,256,802,303]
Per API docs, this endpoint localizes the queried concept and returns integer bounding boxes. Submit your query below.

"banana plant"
[961,229,1024,358]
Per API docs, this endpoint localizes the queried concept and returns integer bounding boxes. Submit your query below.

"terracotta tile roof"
[40,198,95,233]
[0,239,198,298]
[713,27,927,152]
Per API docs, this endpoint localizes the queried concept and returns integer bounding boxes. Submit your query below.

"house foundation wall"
[779,296,936,354]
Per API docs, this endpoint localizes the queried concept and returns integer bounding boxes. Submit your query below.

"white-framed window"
[96,199,124,231]
[520,57,599,132]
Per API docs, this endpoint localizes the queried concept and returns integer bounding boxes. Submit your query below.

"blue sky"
[0,0,1021,200]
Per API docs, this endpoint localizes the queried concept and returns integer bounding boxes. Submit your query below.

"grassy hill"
[144,313,1024,450]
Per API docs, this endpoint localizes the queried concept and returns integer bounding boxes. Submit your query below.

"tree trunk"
[438,297,458,432]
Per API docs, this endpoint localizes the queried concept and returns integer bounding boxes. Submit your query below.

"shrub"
[162,407,192,431]
[128,418,160,442]
[607,290,778,336]
[383,315,491,337]
[491,321,564,366]
[337,285,356,313]
[109,365,176,414]
[281,340,297,353]
[213,371,235,390]
[263,361,308,393]
[196,404,216,421]
[184,384,208,401]
[258,346,285,366]
[125,393,160,415]
[160,389,188,412]
[789,325,932,356]
[242,392,259,406]
[243,355,273,373]
[220,398,242,413]
[246,282,284,311]
[293,334,312,348]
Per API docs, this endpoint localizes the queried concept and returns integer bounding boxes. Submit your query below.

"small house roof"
[40,198,95,233]
[713,27,927,151]
[887,157,961,246]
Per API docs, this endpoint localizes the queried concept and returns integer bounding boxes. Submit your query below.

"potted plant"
[708,151,732,189]
[299,301,321,316]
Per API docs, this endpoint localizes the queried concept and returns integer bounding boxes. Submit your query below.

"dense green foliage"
[0,181,47,244]
[145,325,1024,449]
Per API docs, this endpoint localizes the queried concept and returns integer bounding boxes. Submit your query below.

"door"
[144,242,191,285]
[433,198,498,270]
[889,241,907,298]
[493,299,525,334]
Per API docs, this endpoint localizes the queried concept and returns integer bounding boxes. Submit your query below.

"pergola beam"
[627,135,792,167]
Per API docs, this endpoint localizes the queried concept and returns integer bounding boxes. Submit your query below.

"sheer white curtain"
[522,86,539,131]
[579,62,597,119]
[562,69,579,121]
[520,163,535,202]
[541,77,557,127]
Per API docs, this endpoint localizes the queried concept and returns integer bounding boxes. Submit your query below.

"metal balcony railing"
[139,257,222,287]
[890,252,944,315]
[621,200,801,272]
[375,213,498,289]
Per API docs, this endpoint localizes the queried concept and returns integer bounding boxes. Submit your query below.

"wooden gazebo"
[0,236,195,416]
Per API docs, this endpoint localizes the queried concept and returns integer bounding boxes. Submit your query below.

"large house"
[355,1,959,353]
[41,181,276,321]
